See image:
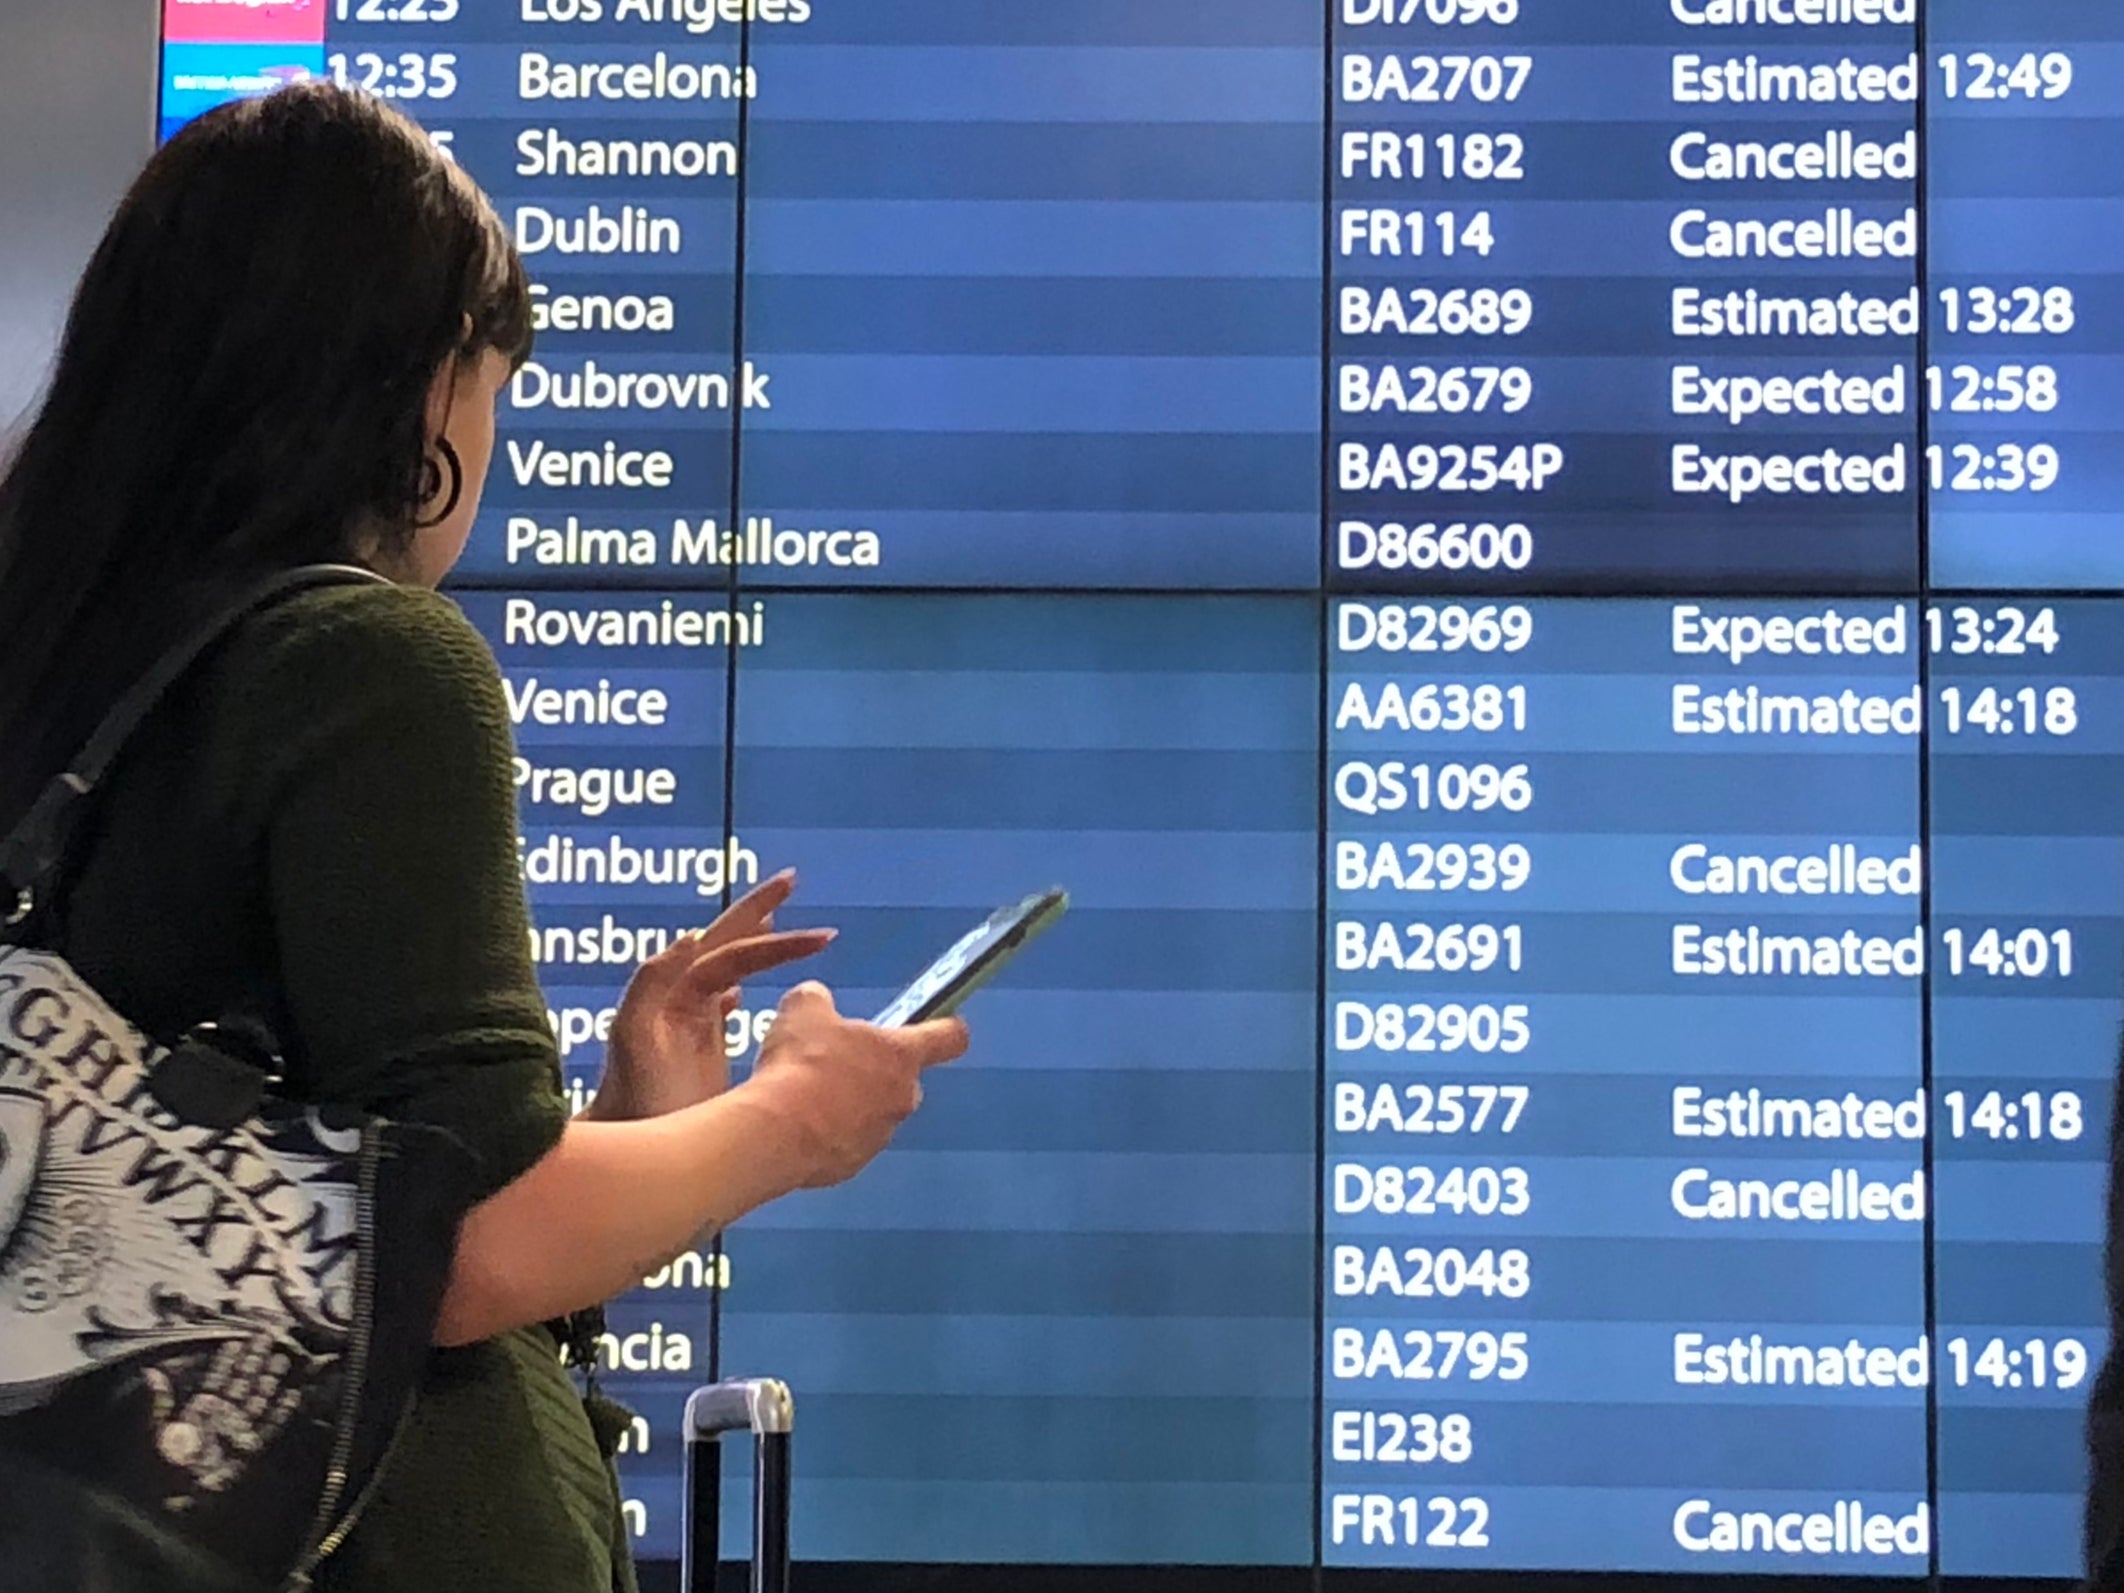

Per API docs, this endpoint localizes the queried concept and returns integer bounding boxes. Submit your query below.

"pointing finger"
[673,870,800,952]
[719,869,798,934]
[680,929,836,993]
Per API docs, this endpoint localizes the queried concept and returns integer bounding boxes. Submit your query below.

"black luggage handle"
[683,1378,794,1593]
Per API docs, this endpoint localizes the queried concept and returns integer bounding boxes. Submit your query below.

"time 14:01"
[1939,927,2074,979]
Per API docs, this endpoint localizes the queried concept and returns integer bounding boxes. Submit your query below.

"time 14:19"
[1943,1337,2088,1391]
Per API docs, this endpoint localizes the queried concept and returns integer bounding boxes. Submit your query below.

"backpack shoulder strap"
[0,562,390,923]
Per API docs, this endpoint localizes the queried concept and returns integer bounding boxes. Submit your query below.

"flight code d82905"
[1336,1002,1532,1054]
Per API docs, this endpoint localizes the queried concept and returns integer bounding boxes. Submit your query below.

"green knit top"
[54,580,635,1593]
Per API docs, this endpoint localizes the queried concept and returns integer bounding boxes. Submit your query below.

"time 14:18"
[1941,1088,2084,1141]
[1935,685,2078,736]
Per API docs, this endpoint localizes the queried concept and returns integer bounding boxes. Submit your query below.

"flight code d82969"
[1339,604,1536,654]
[1335,681,1531,733]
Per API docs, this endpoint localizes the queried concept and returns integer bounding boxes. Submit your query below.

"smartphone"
[871,888,1069,1027]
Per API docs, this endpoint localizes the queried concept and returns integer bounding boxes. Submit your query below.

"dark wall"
[0,0,156,429]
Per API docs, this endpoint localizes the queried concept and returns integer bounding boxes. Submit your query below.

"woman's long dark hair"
[0,82,531,828]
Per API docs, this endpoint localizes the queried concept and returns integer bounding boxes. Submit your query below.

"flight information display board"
[158,0,2124,1581]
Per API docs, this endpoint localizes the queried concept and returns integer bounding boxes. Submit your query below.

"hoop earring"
[415,438,463,530]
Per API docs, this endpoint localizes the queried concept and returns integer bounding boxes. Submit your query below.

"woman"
[0,82,965,1590]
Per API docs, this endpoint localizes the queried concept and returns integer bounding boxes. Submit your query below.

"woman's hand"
[735,982,969,1188]
[589,870,834,1121]
[440,974,968,1345]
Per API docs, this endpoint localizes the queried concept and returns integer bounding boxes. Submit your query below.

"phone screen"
[872,889,1068,1028]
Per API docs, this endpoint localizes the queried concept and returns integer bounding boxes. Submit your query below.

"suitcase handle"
[683,1378,794,1593]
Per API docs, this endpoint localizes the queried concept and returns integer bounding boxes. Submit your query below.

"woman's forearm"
[434,980,966,1348]
[432,1086,799,1347]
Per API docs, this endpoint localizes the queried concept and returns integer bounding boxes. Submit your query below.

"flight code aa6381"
[1336,682,1530,733]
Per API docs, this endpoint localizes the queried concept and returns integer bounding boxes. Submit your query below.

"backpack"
[0,566,479,1592]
